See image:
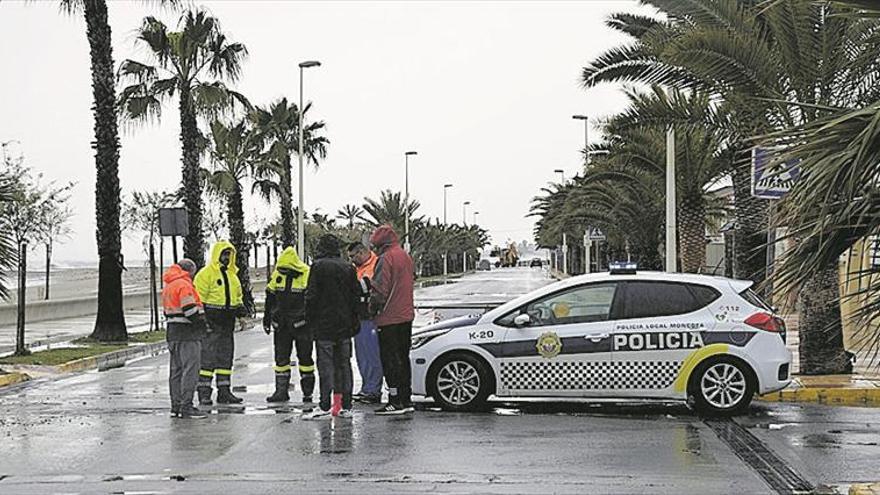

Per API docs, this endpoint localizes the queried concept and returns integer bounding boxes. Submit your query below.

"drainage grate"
[705,419,814,495]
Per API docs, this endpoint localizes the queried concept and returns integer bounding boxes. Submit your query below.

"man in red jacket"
[369,225,415,415]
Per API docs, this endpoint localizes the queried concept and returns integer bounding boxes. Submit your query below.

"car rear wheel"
[429,353,492,412]
[689,357,755,416]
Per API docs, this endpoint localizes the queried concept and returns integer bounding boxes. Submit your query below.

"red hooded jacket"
[369,225,415,327]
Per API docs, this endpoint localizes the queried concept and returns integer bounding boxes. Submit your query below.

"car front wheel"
[429,353,492,412]
[689,357,755,416]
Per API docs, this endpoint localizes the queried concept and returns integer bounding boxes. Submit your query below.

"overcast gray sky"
[1,0,649,264]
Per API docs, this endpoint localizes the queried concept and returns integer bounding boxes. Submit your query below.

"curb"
[0,372,30,388]
[758,388,880,407]
[850,483,880,495]
[56,341,169,373]
[11,323,257,379]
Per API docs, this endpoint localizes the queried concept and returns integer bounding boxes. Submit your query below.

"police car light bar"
[609,262,637,275]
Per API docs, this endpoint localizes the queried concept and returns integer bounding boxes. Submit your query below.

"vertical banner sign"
[751,147,801,200]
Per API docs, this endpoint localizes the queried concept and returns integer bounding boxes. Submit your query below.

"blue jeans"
[354,320,383,396]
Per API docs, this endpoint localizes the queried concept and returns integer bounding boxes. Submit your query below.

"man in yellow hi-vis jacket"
[195,240,245,405]
[263,246,316,403]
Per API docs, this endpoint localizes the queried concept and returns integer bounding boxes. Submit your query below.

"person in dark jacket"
[263,246,315,403]
[161,259,207,419]
[369,224,416,415]
[302,234,362,420]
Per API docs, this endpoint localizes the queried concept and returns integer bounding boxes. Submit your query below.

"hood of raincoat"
[163,264,192,285]
[369,225,399,253]
[315,234,341,259]
[276,246,309,275]
[267,246,310,291]
[209,240,238,274]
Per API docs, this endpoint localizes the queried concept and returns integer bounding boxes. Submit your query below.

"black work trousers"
[378,321,413,407]
[273,325,315,397]
[199,310,236,388]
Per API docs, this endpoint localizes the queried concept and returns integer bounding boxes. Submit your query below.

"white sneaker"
[302,408,331,421]
[338,409,354,418]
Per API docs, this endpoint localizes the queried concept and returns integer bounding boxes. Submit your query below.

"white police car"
[410,264,792,415]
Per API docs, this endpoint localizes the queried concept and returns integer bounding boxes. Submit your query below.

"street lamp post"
[572,114,589,164]
[462,201,471,271]
[473,211,479,225]
[443,183,453,276]
[554,168,565,184]
[666,127,677,272]
[404,151,417,252]
[297,60,321,258]
[443,184,453,225]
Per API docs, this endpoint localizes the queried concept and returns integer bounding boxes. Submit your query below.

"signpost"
[158,207,189,264]
[751,147,801,300]
[585,227,605,274]
[751,147,800,200]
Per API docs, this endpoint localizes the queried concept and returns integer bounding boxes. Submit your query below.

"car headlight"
[411,328,452,350]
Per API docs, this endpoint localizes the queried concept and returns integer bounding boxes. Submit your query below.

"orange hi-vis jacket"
[356,251,378,281]
[162,264,205,324]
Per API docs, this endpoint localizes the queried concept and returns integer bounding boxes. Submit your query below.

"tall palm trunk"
[226,184,254,314]
[179,84,205,267]
[678,195,706,273]
[798,263,852,374]
[731,152,769,286]
[279,156,295,247]
[85,0,126,342]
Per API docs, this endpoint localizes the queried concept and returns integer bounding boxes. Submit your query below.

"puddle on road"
[751,422,799,430]
[492,408,522,416]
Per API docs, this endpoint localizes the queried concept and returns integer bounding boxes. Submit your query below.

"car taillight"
[744,312,786,340]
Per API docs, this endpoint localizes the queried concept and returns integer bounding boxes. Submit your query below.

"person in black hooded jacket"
[303,234,362,419]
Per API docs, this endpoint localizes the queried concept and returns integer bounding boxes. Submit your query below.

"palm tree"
[0,171,16,299]
[336,204,363,229]
[310,212,336,231]
[604,86,729,272]
[251,99,329,248]
[582,0,877,373]
[118,9,249,267]
[749,0,880,371]
[58,0,163,341]
[361,190,422,239]
[204,118,260,314]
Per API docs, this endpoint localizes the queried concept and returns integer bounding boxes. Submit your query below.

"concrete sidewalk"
[0,309,153,355]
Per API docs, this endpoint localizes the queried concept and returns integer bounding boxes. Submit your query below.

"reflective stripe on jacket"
[162,264,204,324]
[266,247,310,327]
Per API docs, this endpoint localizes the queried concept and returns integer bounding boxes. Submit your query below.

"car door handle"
[585,333,609,341]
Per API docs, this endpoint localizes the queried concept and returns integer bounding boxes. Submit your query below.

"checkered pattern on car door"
[500,358,682,392]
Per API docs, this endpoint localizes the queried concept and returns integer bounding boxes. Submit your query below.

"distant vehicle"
[477,259,491,271]
[410,264,791,416]
[529,258,543,268]
[489,244,520,268]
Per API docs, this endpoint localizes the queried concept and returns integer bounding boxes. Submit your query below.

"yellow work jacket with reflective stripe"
[266,247,309,328]
[194,240,244,311]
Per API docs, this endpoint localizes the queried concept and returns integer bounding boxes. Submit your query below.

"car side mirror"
[513,313,531,327]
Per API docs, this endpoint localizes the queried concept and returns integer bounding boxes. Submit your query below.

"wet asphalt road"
[1,268,879,494]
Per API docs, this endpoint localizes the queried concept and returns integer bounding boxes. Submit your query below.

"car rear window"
[690,284,722,307]
[621,281,719,319]
[739,288,771,310]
